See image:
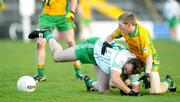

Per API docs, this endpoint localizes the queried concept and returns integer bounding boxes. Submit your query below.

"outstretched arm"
[111,70,131,93]
[69,0,78,12]
[105,34,114,43]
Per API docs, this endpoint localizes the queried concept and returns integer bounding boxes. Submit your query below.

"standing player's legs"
[34,38,47,82]
[33,13,56,82]
[91,65,110,93]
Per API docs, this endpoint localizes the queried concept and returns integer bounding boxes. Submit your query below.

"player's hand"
[139,73,150,89]
[128,90,141,96]
[101,41,112,55]
[43,0,54,6]
[120,90,128,95]
[66,11,75,21]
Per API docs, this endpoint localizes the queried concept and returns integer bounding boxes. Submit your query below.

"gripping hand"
[66,11,75,21]
[128,90,141,96]
[101,41,112,55]
[139,73,150,89]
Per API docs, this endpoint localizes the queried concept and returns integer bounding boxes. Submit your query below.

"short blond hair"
[118,12,137,25]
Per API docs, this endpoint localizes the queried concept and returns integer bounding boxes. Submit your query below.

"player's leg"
[150,68,176,94]
[149,72,174,93]
[33,38,47,82]
[92,65,110,93]
[150,71,164,93]
[32,14,56,82]
[61,28,84,80]
[51,44,78,62]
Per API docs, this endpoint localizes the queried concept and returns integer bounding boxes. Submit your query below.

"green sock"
[74,64,81,75]
[75,68,81,75]
[44,31,53,41]
[88,80,94,87]
[37,68,45,76]
[165,79,171,87]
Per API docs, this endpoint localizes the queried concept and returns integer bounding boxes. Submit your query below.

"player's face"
[122,63,133,75]
[119,22,134,34]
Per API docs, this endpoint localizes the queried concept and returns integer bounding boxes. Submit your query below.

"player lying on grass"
[29,30,143,96]
[101,12,176,94]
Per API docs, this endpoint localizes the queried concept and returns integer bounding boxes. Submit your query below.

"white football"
[17,76,36,92]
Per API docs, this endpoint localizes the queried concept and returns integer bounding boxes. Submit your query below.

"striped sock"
[37,64,45,76]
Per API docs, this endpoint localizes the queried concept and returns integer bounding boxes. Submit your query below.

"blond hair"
[118,12,137,25]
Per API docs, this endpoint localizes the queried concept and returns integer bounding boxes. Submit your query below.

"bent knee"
[97,86,109,94]
[37,40,46,49]
[52,53,62,62]
[150,87,161,94]
[98,89,108,94]
[67,41,75,47]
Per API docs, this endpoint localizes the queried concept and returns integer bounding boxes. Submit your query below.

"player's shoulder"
[137,24,151,39]
[137,24,150,33]
[110,42,127,51]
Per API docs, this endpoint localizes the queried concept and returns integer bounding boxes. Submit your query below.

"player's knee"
[52,53,63,62]
[37,40,46,49]
[67,41,75,47]
[97,85,109,94]
[52,54,59,62]
[150,89,161,94]
[150,85,161,94]
[98,88,108,94]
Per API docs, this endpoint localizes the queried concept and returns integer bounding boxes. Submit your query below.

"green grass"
[0,39,180,102]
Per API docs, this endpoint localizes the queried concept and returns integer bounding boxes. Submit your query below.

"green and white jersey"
[93,39,135,75]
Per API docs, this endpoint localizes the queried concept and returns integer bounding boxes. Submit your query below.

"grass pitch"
[0,39,180,102]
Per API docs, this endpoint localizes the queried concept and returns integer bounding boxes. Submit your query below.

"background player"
[32,0,84,82]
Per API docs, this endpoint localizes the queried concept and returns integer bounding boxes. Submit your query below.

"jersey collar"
[128,25,138,38]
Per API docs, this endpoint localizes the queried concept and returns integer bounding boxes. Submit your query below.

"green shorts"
[167,16,180,28]
[38,13,75,32]
[75,37,99,64]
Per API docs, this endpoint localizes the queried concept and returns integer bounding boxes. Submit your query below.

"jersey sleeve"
[140,31,153,57]
[111,28,123,39]
[128,74,140,85]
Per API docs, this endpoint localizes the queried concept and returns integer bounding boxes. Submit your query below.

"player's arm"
[145,55,153,74]
[69,0,78,13]
[105,34,114,43]
[139,33,153,89]
[111,70,131,93]
[101,28,122,55]
[138,55,152,89]
[111,70,139,96]
[66,0,78,21]
[105,28,122,43]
